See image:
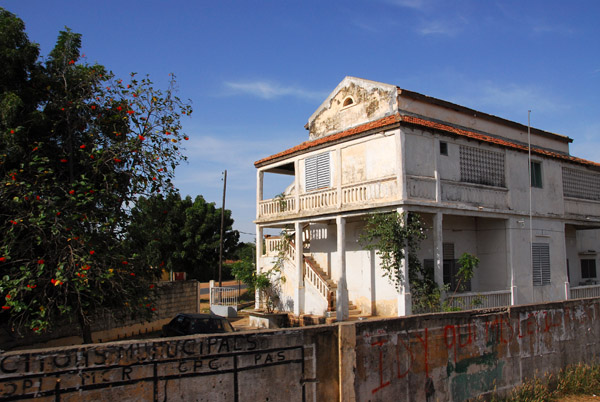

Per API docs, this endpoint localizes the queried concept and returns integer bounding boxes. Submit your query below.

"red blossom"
[37,259,44,264]
[0,257,5,262]
[60,159,68,163]
[152,177,157,181]
[138,135,145,141]
[2,306,10,310]
[82,265,90,270]
[90,250,95,255]
[130,273,135,276]
[122,261,128,265]
[117,106,122,111]
[151,307,156,311]
[113,158,122,163]
[32,147,38,151]
[68,60,75,64]
[56,212,61,216]
[89,190,95,194]
[90,154,95,159]
[9,220,17,225]
[69,190,75,195]
[5,295,10,299]
[127,110,134,115]
[91,105,96,110]
[80,145,86,149]
[184,136,189,141]
[10,130,14,134]
[149,284,155,289]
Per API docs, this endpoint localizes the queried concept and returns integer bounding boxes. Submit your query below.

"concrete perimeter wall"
[2,298,600,401]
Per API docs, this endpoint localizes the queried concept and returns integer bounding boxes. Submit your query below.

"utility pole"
[218,170,227,287]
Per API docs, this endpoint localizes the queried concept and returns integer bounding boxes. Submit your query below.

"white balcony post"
[433,212,444,289]
[294,221,304,316]
[397,207,412,316]
[336,216,348,321]
[256,170,264,219]
[255,225,263,310]
[294,159,300,213]
[564,281,571,300]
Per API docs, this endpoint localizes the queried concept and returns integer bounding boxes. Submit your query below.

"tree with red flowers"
[0,8,192,343]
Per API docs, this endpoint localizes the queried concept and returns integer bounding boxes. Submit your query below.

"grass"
[484,363,600,401]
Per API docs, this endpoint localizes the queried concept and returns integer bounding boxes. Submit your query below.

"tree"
[0,9,192,343]
[126,193,239,282]
[360,211,440,313]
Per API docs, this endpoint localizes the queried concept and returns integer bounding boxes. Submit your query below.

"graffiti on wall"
[0,333,314,401]
[360,302,599,401]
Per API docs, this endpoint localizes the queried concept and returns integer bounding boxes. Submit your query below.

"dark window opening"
[531,161,543,188]
[581,259,597,279]
[440,141,448,155]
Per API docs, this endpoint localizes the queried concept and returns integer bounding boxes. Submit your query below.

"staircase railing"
[304,258,336,312]
[264,235,336,311]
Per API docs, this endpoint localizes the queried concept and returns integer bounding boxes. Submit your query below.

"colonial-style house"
[254,77,600,320]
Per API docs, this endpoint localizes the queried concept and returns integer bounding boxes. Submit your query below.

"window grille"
[459,145,505,187]
[562,167,600,201]
[305,152,331,191]
[532,243,551,286]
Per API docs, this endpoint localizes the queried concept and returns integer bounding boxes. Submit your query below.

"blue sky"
[3,0,600,242]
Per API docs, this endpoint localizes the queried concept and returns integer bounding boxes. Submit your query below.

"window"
[459,145,505,187]
[343,97,354,107]
[581,259,597,279]
[532,243,551,286]
[440,141,448,156]
[305,152,330,191]
[531,161,543,188]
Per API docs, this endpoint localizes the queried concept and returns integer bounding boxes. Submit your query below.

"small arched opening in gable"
[342,96,355,108]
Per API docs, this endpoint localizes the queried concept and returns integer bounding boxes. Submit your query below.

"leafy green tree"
[361,211,441,312]
[126,193,239,282]
[0,9,192,343]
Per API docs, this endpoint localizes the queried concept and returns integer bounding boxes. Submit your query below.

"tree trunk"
[78,313,93,344]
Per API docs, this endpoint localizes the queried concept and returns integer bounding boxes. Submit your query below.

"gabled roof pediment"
[306,77,398,140]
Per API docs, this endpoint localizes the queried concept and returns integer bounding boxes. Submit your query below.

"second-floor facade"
[255,77,600,226]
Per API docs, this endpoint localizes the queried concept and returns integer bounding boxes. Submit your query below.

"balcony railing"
[258,176,398,219]
[570,284,600,299]
[445,289,511,310]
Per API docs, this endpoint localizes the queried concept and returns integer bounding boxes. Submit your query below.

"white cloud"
[224,80,326,101]
[417,19,463,36]
[448,81,562,119]
[383,0,430,11]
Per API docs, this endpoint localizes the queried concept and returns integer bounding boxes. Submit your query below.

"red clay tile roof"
[254,113,600,169]
[254,114,402,167]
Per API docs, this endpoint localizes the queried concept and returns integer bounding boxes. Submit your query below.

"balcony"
[258,176,398,221]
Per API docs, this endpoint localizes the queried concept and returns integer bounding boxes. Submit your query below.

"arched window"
[343,97,354,107]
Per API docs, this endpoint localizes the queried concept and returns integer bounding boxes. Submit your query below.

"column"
[506,218,518,305]
[434,138,441,203]
[396,130,407,200]
[336,216,348,321]
[294,160,300,213]
[397,207,412,316]
[256,170,264,220]
[255,225,263,310]
[433,212,444,289]
[294,221,304,316]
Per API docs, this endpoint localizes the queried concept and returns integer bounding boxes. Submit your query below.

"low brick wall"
[3,281,200,350]
[1,298,599,401]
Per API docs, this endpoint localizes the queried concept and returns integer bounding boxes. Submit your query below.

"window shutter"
[305,152,330,191]
[532,243,550,286]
